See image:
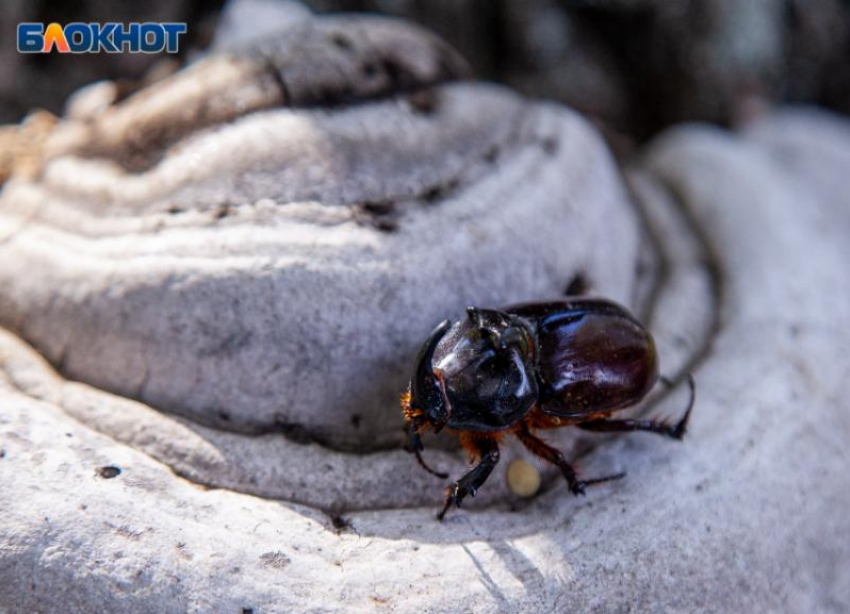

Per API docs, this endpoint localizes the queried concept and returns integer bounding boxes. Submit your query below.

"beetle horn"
[466,306,483,328]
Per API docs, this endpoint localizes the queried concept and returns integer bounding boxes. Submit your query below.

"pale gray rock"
[0,10,639,452]
[0,6,848,614]
[0,7,656,513]
[1,106,849,612]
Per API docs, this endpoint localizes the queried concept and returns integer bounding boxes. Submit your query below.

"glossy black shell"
[508,300,658,418]
[409,298,659,433]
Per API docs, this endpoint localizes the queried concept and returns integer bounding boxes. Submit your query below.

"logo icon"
[17,22,187,53]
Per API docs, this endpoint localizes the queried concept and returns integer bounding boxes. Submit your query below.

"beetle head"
[408,307,539,433]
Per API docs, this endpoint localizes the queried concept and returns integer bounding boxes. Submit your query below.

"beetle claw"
[666,373,696,440]
[570,472,626,497]
[673,374,696,439]
[437,484,464,521]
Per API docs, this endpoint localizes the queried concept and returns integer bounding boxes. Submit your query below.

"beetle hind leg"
[515,424,625,496]
[577,374,696,440]
[437,436,500,521]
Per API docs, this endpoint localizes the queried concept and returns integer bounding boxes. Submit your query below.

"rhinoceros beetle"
[400,298,695,520]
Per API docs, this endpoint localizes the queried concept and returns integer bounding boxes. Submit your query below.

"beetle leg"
[515,424,625,496]
[577,374,696,440]
[437,437,500,521]
[404,420,448,479]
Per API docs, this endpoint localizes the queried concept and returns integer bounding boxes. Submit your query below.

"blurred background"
[2,0,849,150]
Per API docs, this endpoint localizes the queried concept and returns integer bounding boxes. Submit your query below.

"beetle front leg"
[437,437,500,521]
[515,424,624,496]
[404,420,448,479]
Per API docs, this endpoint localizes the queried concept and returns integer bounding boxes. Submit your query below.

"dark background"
[2,0,849,146]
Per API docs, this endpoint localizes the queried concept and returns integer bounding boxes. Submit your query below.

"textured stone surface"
[0,11,639,452]
[2,105,848,613]
[1,4,849,613]
[0,4,663,513]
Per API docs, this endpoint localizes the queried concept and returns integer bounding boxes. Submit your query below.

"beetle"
[400,298,695,520]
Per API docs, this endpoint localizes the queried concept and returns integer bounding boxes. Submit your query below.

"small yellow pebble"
[506,458,541,498]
